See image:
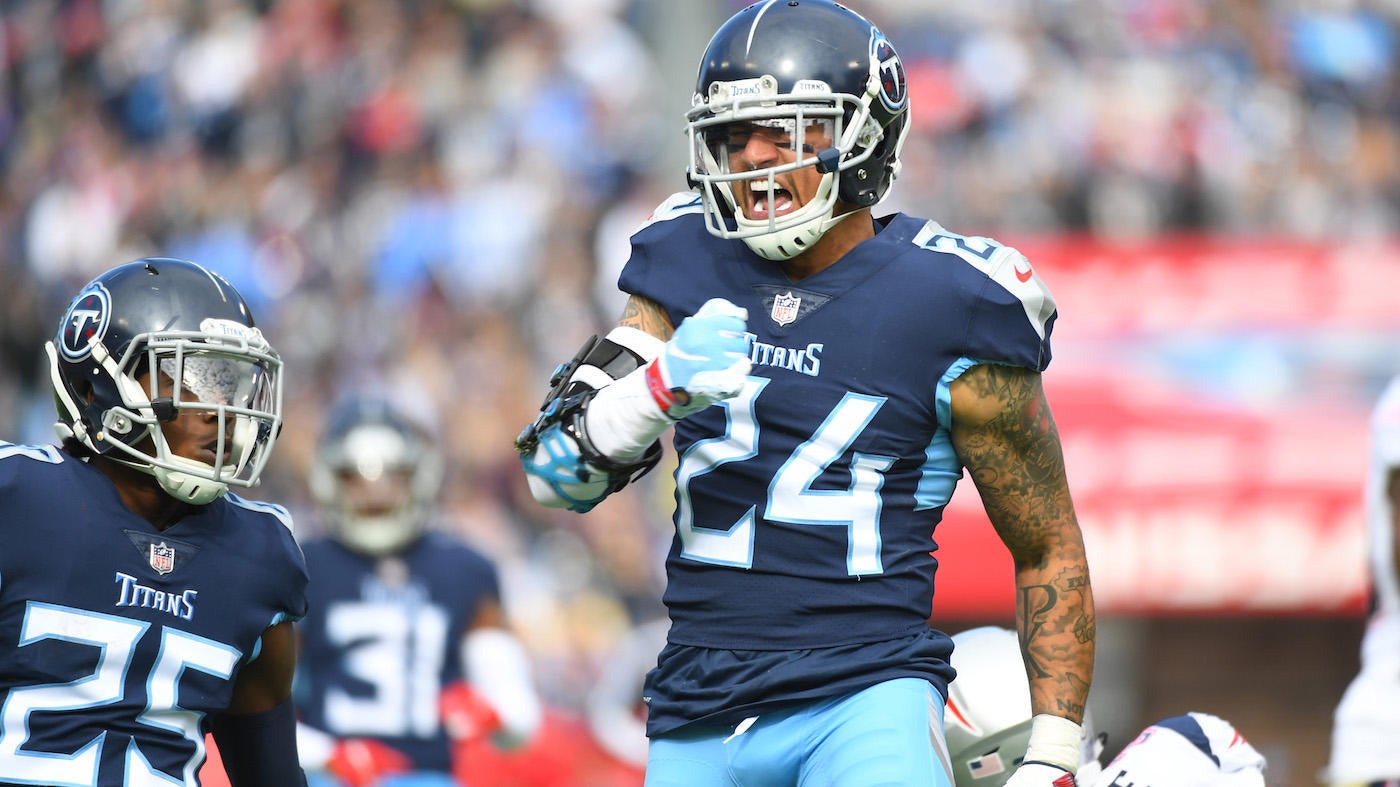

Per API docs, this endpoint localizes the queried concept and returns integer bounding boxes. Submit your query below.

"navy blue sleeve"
[618,192,715,326]
[960,245,1056,372]
[212,698,308,787]
[906,226,1058,372]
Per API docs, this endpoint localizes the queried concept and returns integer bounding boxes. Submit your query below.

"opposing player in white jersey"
[1326,376,1400,786]
[944,627,1265,787]
[1094,713,1264,787]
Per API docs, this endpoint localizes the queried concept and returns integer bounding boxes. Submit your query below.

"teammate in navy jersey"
[0,258,307,786]
[294,396,540,787]
[515,1,1095,785]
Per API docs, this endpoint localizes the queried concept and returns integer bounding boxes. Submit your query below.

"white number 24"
[675,379,895,576]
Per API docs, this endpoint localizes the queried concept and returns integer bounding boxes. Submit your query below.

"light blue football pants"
[645,677,955,787]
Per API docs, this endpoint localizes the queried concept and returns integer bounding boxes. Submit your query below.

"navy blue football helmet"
[46,258,283,504]
[309,395,444,556]
[686,0,910,260]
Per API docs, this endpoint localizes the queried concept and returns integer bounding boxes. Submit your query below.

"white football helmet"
[310,396,444,556]
[944,626,1104,785]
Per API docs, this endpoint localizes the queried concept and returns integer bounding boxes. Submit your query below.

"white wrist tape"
[1025,714,1084,772]
[580,326,668,462]
[585,364,674,461]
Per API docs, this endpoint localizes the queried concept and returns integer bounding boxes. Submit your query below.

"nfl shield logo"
[771,292,801,326]
[149,542,175,575]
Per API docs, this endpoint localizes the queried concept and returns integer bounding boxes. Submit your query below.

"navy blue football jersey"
[619,193,1057,734]
[0,442,308,786]
[294,532,500,772]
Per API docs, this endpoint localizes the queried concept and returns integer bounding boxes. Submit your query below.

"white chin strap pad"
[739,192,849,261]
[153,456,227,505]
[336,513,419,556]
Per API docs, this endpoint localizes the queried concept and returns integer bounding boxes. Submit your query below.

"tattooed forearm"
[951,362,1095,723]
[618,295,675,340]
[1018,564,1095,721]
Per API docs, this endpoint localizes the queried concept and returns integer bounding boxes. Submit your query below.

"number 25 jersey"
[0,443,308,786]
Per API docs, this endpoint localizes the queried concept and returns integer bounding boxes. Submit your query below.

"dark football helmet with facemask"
[309,396,444,557]
[686,0,910,261]
[46,258,283,505]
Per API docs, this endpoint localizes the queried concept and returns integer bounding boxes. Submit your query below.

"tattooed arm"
[618,294,676,340]
[949,363,1095,725]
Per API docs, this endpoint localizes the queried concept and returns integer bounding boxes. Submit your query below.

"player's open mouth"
[201,439,230,465]
[747,182,794,219]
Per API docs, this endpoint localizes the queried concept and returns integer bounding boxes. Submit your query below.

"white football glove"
[646,298,751,419]
[1004,762,1076,787]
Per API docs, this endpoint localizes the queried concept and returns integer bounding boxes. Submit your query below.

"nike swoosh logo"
[1014,262,1033,282]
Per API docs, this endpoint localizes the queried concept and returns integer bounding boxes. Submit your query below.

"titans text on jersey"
[746,336,823,377]
[113,572,200,620]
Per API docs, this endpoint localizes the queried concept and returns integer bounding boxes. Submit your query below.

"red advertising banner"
[931,235,1390,619]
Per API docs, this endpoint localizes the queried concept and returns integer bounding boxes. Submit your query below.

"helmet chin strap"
[151,456,228,505]
[46,343,92,446]
[96,450,229,505]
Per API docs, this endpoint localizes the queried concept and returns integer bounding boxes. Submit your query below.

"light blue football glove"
[646,298,752,419]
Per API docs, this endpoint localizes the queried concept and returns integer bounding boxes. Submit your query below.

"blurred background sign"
[934,235,1389,619]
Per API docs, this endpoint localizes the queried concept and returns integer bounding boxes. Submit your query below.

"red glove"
[326,738,412,787]
[440,681,503,742]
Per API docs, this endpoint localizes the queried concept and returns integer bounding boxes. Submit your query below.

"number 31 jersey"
[295,533,501,772]
[0,442,308,785]
[619,194,1057,729]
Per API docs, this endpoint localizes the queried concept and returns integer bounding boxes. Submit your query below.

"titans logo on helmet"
[871,33,906,113]
[61,284,111,360]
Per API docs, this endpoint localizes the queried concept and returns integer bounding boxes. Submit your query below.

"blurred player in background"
[583,617,669,779]
[1326,377,1400,786]
[295,396,541,786]
[515,1,1094,784]
[944,626,1265,787]
[0,258,306,786]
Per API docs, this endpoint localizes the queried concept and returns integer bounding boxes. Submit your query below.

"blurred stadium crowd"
[1,0,1397,739]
